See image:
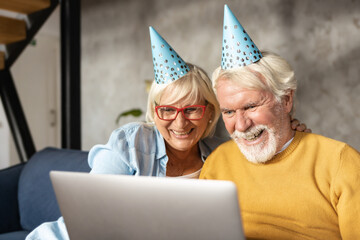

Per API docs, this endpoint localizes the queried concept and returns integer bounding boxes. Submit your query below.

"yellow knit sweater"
[200,132,360,240]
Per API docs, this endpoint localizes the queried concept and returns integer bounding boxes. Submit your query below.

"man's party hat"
[221,5,262,70]
[149,26,190,84]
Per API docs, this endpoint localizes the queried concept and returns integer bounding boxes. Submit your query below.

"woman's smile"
[170,128,194,138]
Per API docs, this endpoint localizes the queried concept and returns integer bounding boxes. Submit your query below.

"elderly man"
[200,5,360,240]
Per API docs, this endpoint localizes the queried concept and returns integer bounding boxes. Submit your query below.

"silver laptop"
[50,171,245,240]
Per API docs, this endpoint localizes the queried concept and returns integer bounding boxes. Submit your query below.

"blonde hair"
[146,64,220,138]
[212,51,297,115]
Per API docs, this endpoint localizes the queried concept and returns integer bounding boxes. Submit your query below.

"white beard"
[231,125,278,164]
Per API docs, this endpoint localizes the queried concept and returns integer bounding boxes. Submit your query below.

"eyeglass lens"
[157,106,204,120]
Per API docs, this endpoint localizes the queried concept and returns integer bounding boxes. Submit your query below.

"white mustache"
[231,125,267,141]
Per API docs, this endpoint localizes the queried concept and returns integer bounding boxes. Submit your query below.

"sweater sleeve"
[332,145,360,240]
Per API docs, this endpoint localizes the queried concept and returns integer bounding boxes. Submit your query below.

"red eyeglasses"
[155,105,206,121]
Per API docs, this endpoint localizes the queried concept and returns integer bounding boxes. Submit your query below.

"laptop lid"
[50,171,245,240]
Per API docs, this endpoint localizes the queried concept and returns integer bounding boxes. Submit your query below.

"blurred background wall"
[81,0,360,150]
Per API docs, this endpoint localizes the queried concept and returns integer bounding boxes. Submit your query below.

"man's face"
[216,78,294,163]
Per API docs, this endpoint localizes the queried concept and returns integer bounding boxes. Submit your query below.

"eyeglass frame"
[155,104,207,121]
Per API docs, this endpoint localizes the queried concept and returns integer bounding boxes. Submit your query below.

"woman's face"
[154,90,212,153]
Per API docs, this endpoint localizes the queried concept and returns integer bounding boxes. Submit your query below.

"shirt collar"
[198,139,212,162]
[277,137,294,154]
[154,127,167,160]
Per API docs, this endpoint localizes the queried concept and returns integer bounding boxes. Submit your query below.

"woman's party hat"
[149,27,190,84]
[221,5,262,70]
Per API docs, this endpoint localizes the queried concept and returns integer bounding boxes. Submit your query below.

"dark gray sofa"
[0,147,90,240]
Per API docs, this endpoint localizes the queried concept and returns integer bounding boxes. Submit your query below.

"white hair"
[212,51,297,115]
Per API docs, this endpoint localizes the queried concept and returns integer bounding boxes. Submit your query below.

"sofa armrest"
[0,163,25,233]
[18,147,90,231]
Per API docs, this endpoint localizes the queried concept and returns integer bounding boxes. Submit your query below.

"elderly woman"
[26,27,308,240]
[90,64,222,178]
[88,27,223,179]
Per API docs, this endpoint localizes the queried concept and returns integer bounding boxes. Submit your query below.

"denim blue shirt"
[26,122,227,240]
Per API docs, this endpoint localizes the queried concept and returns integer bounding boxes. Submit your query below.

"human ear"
[206,104,214,122]
[283,90,294,114]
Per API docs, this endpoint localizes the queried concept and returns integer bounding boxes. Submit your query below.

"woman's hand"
[291,118,312,133]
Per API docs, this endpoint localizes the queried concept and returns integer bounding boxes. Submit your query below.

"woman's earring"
[209,120,213,123]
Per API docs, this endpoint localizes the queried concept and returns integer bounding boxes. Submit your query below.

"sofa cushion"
[0,163,25,233]
[0,230,30,240]
[18,147,90,231]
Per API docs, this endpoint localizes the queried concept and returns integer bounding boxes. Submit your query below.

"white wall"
[0,105,10,169]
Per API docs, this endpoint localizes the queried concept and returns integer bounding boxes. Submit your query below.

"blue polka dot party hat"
[149,26,190,84]
[221,4,262,70]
